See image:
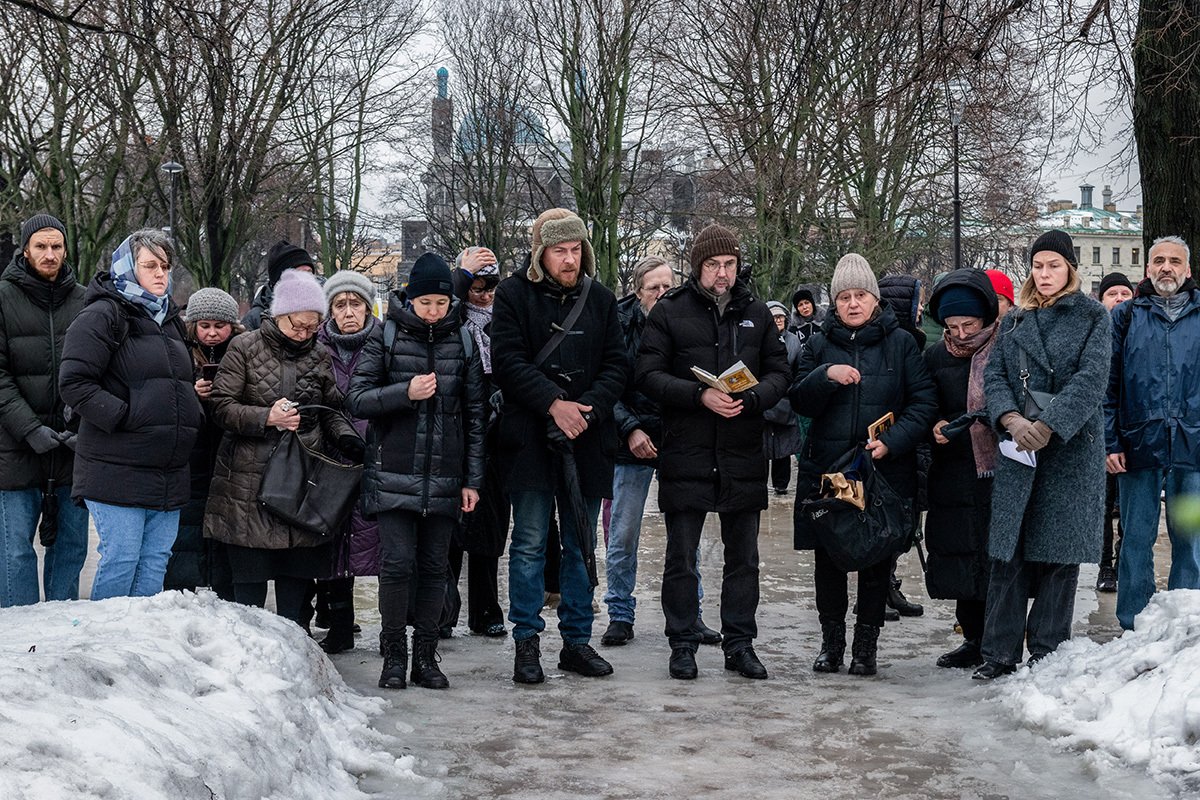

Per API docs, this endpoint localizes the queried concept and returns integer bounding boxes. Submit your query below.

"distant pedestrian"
[986,270,1015,319]
[59,229,202,600]
[0,214,88,607]
[1095,271,1134,593]
[1105,239,1200,629]
[973,230,1110,680]
[242,240,317,331]
[763,301,803,496]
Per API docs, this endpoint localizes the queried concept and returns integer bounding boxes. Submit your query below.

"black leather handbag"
[1018,349,1057,421]
[257,405,364,539]
[800,445,910,572]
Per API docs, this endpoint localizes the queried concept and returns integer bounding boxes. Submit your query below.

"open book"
[691,361,759,394]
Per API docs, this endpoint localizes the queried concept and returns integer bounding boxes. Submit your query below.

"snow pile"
[996,590,1200,789]
[0,592,439,800]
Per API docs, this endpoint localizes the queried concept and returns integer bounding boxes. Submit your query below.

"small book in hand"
[867,412,894,442]
[691,361,759,394]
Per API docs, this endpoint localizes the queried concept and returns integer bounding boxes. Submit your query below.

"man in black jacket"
[0,214,88,607]
[491,208,628,684]
[241,240,317,331]
[636,223,790,680]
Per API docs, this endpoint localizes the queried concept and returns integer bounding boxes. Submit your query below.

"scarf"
[110,235,171,326]
[324,316,376,364]
[464,302,493,374]
[944,323,999,477]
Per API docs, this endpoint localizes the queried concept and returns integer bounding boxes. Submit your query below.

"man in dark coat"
[1106,236,1200,630]
[491,208,628,684]
[241,240,317,331]
[0,214,88,607]
[636,223,790,681]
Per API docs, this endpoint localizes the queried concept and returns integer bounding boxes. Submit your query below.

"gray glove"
[24,425,61,454]
[56,431,78,451]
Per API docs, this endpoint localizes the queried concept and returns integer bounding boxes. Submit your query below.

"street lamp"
[160,161,184,251]
[947,80,968,269]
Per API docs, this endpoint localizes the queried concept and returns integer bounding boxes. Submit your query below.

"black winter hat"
[20,214,67,251]
[1030,229,1077,267]
[407,252,454,299]
[792,287,815,308]
[928,268,999,328]
[266,240,315,287]
[1098,272,1134,299]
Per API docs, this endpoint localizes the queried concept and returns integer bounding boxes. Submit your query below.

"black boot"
[513,635,545,684]
[887,577,924,617]
[410,637,450,689]
[848,623,879,676]
[937,639,983,669]
[378,635,407,690]
[319,598,356,655]
[813,621,846,673]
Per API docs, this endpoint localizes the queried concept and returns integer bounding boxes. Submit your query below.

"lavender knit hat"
[270,269,327,318]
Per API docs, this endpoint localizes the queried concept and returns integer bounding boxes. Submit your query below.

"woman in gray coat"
[973,230,1112,680]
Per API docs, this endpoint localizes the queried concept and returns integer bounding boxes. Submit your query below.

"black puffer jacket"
[614,293,662,466]
[0,255,85,490]
[789,305,937,549]
[878,274,927,349]
[636,279,790,513]
[923,340,992,601]
[347,297,486,518]
[240,283,272,331]
[491,267,627,498]
[59,272,202,509]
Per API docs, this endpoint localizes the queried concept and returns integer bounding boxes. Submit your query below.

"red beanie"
[986,269,1014,304]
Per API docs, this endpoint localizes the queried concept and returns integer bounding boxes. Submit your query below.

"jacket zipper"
[849,330,861,445]
[48,282,59,424]
[420,325,436,516]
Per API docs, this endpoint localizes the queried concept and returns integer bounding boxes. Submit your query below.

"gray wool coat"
[984,291,1111,565]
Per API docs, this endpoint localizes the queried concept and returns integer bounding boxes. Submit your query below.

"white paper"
[999,437,1037,467]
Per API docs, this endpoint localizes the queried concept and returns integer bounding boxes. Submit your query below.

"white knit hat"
[829,253,879,301]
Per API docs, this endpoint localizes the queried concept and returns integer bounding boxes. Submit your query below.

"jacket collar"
[3,253,79,309]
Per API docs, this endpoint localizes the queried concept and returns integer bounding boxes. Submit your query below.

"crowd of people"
[2,209,1197,691]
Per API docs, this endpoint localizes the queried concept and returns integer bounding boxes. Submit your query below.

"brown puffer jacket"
[203,318,356,549]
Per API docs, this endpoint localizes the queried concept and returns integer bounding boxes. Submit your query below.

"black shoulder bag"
[1018,349,1057,421]
[258,404,364,539]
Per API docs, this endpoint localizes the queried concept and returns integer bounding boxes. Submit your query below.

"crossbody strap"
[533,276,592,368]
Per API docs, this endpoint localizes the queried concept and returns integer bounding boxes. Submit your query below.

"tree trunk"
[1133,0,1200,278]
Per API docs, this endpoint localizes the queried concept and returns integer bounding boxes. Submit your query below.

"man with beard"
[1106,236,1200,629]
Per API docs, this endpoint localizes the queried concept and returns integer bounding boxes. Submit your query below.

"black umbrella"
[546,421,598,589]
[38,449,58,548]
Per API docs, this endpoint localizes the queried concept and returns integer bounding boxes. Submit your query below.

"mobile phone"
[201,363,219,381]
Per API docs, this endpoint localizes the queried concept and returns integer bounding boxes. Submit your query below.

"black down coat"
[613,293,662,467]
[347,298,486,519]
[203,318,356,549]
[923,340,993,601]
[0,255,85,490]
[789,306,937,550]
[490,267,627,498]
[636,279,790,513]
[59,273,202,509]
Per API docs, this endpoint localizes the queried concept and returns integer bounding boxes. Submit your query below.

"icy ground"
[0,592,440,800]
[995,590,1200,795]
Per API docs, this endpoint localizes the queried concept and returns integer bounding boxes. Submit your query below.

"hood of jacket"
[3,253,81,310]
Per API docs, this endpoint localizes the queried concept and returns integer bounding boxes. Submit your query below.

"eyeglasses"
[284,315,320,334]
[469,286,495,296]
[136,261,171,274]
[701,260,738,275]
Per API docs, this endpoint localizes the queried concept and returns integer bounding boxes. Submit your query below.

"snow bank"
[996,590,1200,790]
[0,592,439,800]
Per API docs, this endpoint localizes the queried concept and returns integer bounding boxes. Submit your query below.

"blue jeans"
[509,490,601,644]
[1116,468,1200,629]
[86,500,180,600]
[0,487,89,607]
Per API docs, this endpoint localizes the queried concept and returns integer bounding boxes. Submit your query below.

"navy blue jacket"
[1106,278,1200,471]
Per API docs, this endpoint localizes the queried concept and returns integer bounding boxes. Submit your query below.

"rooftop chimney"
[1080,183,1094,209]
[1102,185,1116,212]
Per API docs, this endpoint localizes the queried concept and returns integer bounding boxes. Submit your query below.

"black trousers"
[956,597,987,643]
[1101,472,1123,571]
[444,545,504,631]
[378,510,455,644]
[234,576,312,625]
[770,458,791,491]
[814,546,890,629]
[662,509,760,652]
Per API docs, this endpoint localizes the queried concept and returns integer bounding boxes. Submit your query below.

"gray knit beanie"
[20,214,67,250]
[829,253,880,301]
[270,269,327,318]
[185,287,240,325]
[323,269,375,310]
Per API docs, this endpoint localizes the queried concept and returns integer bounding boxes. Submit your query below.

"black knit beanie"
[1030,230,1077,267]
[20,214,67,250]
[1098,272,1133,299]
[407,252,454,299]
[266,240,315,287]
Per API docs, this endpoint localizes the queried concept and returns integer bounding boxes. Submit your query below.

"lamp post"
[947,81,968,269]
[160,161,184,250]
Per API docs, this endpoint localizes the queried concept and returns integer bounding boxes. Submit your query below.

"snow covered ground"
[0,592,440,800]
[996,590,1200,794]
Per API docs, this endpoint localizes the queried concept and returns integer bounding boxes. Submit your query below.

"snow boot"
[319,579,356,654]
[813,621,846,673]
[887,576,923,617]
[378,636,407,690]
[848,623,879,676]
[513,634,545,684]
[410,637,449,689]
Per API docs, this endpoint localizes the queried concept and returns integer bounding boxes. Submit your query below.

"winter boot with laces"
[513,634,545,684]
[813,621,846,673]
[848,623,880,676]
[377,635,408,690]
[410,637,450,689]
